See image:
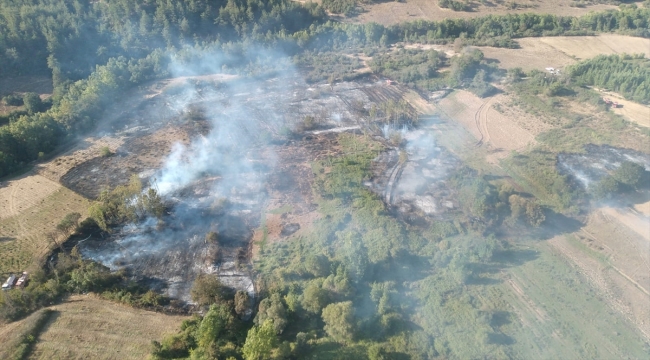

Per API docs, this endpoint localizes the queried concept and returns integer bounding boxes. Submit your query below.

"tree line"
[568,53,650,104]
[1,0,648,178]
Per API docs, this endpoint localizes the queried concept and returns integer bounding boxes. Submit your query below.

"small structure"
[2,274,17,290]
[386,79,394,85]
[603,98,622,108]
[16,272,28,288]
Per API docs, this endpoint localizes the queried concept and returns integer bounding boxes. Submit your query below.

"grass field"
[0,75,53,116]
[27,295,187,360]
[488,240,650,358]
[350,0,621,25]
[0,309,54,360]
[478,34,650,72]
[0,178,89,275]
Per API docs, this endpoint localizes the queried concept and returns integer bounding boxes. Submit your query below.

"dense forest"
[568,53,650,104]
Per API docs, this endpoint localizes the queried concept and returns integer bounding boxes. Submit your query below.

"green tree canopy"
[321,301,355,344]
[242,319,279,360]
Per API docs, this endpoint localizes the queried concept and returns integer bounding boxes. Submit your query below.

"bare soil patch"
[592,89,650,128]
[29,294,186,360]
[634,200,650,216]
[350,0,620,26]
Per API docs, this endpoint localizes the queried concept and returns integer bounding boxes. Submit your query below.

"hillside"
[0,0,649,359]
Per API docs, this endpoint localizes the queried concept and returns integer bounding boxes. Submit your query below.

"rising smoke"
[80,48,300,300]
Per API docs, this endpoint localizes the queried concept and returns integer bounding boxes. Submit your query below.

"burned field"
[366,128,461,223]
[558,144,650,190]
[64,72,461,302]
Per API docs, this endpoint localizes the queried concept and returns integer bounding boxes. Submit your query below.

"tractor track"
[384,149,406,205]
[474,97,494,147]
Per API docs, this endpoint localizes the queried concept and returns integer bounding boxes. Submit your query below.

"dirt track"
[437,90,536,160]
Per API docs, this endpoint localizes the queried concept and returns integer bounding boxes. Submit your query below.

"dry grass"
[534,34,650,60]
[547,206,650,341]
[0,76,53,116]
[604,94,650,128]
[0,309,54,360]
[350,0,620,26]
[27,295,186,360]
[0,183,89,275]
[436,90,536,161]
[36,137,126,183]
[477,35,650,72]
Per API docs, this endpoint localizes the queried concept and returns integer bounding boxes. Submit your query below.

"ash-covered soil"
[367,127,461,222]
[558,144,650,189]
[70,72,458,301]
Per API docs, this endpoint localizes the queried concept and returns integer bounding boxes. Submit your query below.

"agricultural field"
[0,176,89,274]
[351,0,622,25]
[23,295,186,360]
[477,34,650,71]
[496,239,649,358]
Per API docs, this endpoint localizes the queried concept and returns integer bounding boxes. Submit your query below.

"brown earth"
[593,89,650,128]
[29,294,186,360]
[350,0,622,26]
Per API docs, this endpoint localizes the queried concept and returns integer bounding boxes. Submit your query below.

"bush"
[439,0,468,11]
[22,92,43,113]
[322,0,356,15]
[190,274,229,306]
[2,93,23,106]
[612,161,646,189]
[322,301,355,344]
[592,175,621,200]
[100,146,113,157]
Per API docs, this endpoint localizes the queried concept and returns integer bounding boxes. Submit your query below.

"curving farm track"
[474,97,495,147]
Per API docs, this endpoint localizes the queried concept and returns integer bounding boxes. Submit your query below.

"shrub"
[22,92,43,113]
[190,274,229,306]
[100,146,113,157]
[2,93,23,106]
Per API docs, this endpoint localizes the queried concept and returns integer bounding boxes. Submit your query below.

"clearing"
[28,294,186,360]
[436,90,536,162]
[0,175,89,275]
[0,75,53,116]
[350,0,621,26]
[477,34,650,72]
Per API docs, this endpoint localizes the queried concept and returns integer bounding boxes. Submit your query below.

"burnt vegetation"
[1,0,649,359]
